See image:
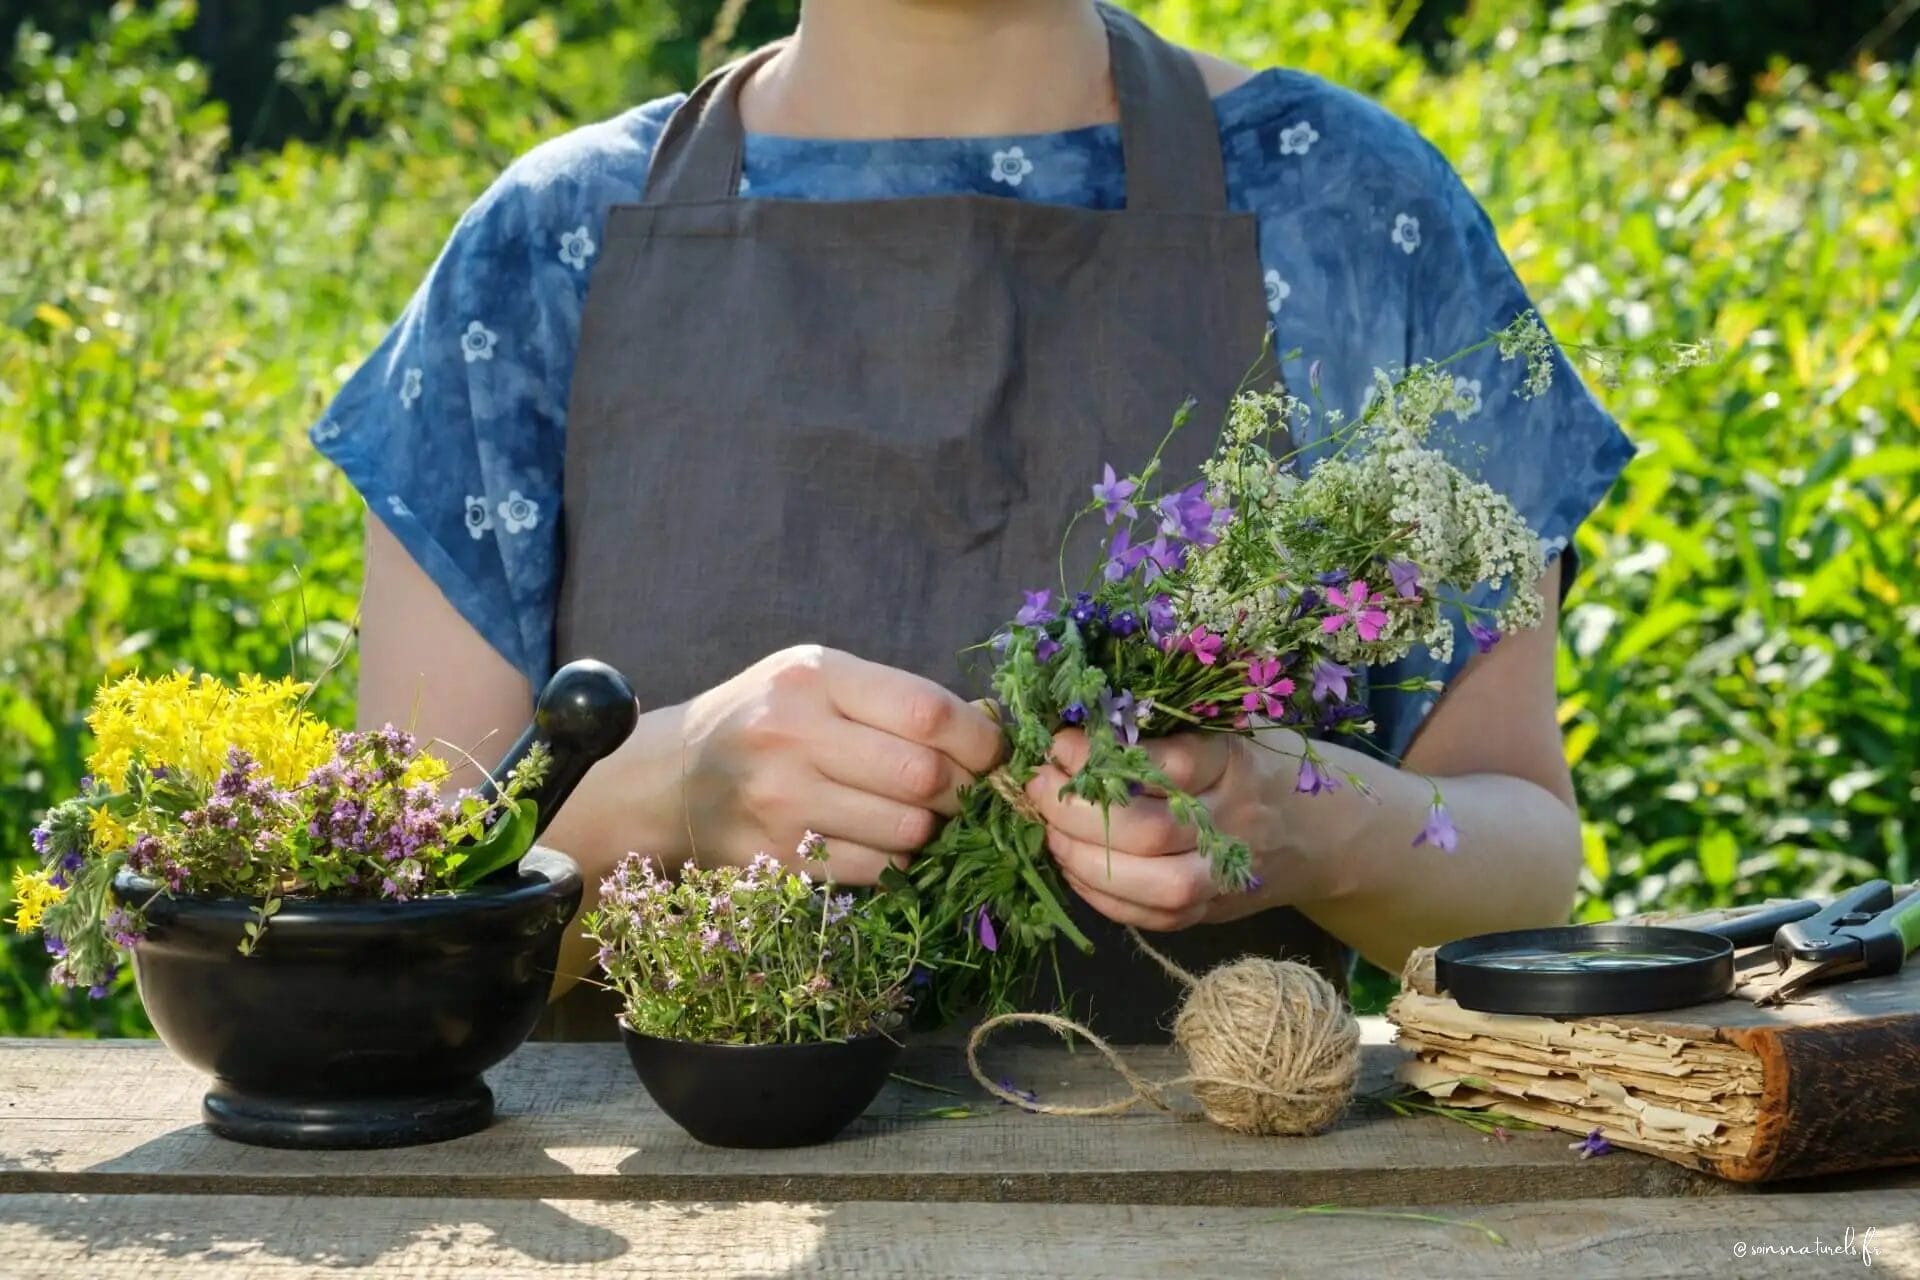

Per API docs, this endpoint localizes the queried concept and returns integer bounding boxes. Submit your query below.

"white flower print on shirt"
[1454,376,1484,419]
[1278,121,1319,156]
[399,366,423,409]
[464,495,494,541]
[1264,269,1292,314]
[558,225,596,270]
[312,417,341,443]
[387,495,412,518]
[498,490,540,535]
[1391,213,1422,255]
[990,146,1035,187]
[461,320,498,363]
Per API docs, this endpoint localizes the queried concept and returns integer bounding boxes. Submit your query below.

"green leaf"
[449,799,540,890]
[1699,829,1738,890]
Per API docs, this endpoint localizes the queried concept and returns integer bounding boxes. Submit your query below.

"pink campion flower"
[1242,656,1297,719]
[1412,802,1459,853]
[1177,627,1225,666]
[1321,580,1390,642]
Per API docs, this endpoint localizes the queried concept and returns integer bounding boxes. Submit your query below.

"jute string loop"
[967,929,1361,1136]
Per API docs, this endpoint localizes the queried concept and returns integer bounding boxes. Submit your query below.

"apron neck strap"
[644,3,1227,213]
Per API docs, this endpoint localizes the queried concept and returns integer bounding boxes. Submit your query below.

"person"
[313,0,1634,1040]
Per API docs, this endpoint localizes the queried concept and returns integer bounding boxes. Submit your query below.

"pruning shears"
[1756,879,1920,1006]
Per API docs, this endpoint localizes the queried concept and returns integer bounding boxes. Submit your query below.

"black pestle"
[480,659,639,840]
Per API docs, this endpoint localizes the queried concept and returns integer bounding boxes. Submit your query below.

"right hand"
[673,645,1004,884]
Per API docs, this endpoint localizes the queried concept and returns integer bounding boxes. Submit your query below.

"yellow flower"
[85,671,335,790]
[403,751,452,791]
[89,805,129,854]
[9,869,65,933]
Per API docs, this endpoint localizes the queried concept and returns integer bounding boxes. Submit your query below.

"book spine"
[1719,1016,1920,1181]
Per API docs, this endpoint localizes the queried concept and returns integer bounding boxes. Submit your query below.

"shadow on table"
[1,1124,631,1269]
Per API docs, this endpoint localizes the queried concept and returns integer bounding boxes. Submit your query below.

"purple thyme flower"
[1413,802,1459,853]
[1146,594,1177,638]
[29,825,49,855]
[1034,635,1062,663]
[974,906,999,953]
[1014,589,1055,626]
[1295,757,1343,796]
[824,893,854,926]
[1109,610,1140,639]
[699,924,723,952]
[1387,559,1422,599]
[1310,659,1353,704]
[1571,1129,1613,1159]
[1468,619,1502,653]
[1092,464,1139,525]
[104,909,142,950]
[1061,702,1087,726]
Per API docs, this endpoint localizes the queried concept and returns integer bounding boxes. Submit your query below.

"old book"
[1387,901,1920,1182]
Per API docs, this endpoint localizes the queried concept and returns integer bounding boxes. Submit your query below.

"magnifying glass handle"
[481,659,639,840]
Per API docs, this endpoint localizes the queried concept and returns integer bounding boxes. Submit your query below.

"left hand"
[1024,728,1288,932]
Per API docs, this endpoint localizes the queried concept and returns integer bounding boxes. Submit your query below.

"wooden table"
[4,1022,1915,1278]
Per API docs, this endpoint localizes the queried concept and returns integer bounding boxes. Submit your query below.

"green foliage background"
[2,0,1916,1033]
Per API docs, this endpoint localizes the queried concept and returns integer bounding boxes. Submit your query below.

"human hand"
[674,645,1004,884]
[1026,727,1314,931]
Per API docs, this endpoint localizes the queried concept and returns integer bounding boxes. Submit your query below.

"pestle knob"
[481,659,639,840]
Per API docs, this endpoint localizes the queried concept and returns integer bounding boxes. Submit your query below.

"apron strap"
[645,5,1229,213]
[1096,2,1228,214]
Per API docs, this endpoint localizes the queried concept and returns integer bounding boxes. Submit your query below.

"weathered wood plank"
[2,1192,1915,1278]
[6,1029,1908,1207]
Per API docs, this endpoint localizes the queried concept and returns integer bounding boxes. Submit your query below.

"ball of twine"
[967,931,1360,1137]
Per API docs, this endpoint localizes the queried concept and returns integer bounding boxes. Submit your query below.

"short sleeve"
[308,101,677,690]
[1366,144,1636,759]
[308,181,564,689]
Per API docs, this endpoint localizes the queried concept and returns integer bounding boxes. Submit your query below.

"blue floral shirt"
[312,68,1634,759]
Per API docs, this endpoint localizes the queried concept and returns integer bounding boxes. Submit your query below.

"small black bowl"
[620,1025,904,1148]
[112,847,582,1150]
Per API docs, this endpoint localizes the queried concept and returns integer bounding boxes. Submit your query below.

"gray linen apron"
[543,4,1350,1043]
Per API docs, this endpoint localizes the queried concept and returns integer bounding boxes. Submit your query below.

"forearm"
[1252,730,1582,975]
[539,701,694,997]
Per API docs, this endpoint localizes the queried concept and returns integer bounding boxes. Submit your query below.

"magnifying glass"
[1434,898,1824,1016]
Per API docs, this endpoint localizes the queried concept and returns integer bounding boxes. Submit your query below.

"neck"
[740,0,1114,139]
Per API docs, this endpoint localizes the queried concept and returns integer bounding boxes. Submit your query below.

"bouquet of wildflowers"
[584,837,924,1045]
[11,671,549,994]
[902,315,1560,1021]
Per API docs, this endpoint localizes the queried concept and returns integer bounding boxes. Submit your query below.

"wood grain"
[0,1028,1752,1207]
[2,1192,1915,1279]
